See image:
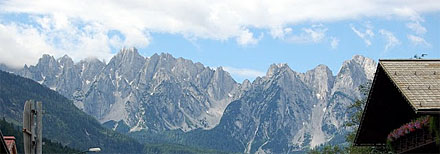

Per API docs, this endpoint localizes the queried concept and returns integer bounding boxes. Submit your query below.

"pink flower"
[386,116,432,142]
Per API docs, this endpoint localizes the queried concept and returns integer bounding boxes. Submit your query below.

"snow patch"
[50,86,56,90]
[113,122,119,131]
[245,123,260,154]
[235,121,242,129]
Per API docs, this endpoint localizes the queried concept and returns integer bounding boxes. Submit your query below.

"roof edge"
[354,64,380,145]
[379,59,440,61]
[354,143,386,146]
[378,61,418,113]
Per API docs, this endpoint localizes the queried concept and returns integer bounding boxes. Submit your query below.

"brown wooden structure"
[3,136,17,154]
[355,59,440,153]
[0,130,10,154]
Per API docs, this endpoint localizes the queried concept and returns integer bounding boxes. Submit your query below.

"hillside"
[0,118,80,153]
[0,70,143,153]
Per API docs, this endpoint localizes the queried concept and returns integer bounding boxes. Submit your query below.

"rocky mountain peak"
[106,47,146,81]
[314,64,331,72]
[57,54,74,67]
[38,54,57,65]
[352,55,376,80]
[81,57,103,64]
[339,55,376,80]
[120,47,138,54]
[331,55,376,102]
[114,47,144,63]
[34,54,59,79]
[59,54,72,61]
[301,64,334,95]
[241,79,251,87]
[266,63,290,77]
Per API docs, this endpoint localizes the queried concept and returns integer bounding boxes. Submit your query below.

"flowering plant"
[387,116,431,142]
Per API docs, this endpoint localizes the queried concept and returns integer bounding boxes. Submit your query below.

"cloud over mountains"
[0,0,439,68]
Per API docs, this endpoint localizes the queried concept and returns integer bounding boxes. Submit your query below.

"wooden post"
[22,100,43,154]
[23,100,32,154]
[36,101,42,154]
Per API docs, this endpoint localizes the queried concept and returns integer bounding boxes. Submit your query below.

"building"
[0,130,9,154]
[354,59,440,153]
[0,130,17,154]
[4,136,17,154]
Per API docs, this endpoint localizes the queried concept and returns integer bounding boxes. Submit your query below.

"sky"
[0,0,439,82]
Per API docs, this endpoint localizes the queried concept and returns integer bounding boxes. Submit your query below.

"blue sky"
[0,1,439,82]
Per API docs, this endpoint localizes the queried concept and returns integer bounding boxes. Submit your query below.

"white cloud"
[406,22,427,35]
[379,29,400,51]
[269,26,292,39]
[393,7,425,22]
[330,37,339,49]
[0,0,439,67]
[236,29,263,46]
[407,34,430,46]
[2,0,439,41]
[0,15,116,68]
[350,24,374,46]
[223,66,265,80]
[0,23,54,68]
[398,8,428,36]
[288,24,328,43]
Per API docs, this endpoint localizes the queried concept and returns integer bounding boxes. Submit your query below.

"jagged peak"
[40,54,55,60]
[37,54,57,65]
[266,63,291,77]
[61,54,71,59]
[315,64,329,70]
[57,54,73,62]
[216,66,224,71]
[111,47,145,64]
[309,64,332,75]
[351,55,370,64]
[116,47,143,59]
[149,53,160,59]
[81,57,103,63]
[352,54,366,60]
[336,55,376,80]
[120,47,138,53]
[159,52,175,60]
[242,79,251,86]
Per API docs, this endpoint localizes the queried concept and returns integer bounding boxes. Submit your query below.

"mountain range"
[1,47,376,153]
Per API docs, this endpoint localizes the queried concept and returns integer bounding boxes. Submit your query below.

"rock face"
[200,56,376,153]
[8,47,239,132]
[1,49,376,152]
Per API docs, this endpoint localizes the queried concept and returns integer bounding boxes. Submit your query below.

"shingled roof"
[380,59,440,112]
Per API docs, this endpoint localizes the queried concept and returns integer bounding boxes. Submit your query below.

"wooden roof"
[380,59,440,112]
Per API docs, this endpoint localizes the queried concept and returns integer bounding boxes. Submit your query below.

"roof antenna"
[413,54,418,59]
[413,53,428,59]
